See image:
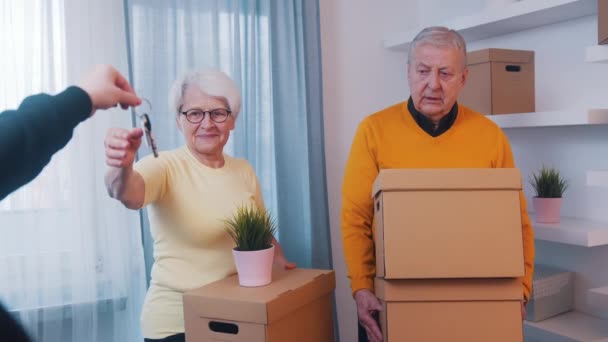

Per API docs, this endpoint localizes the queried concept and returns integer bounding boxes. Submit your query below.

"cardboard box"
[525,265,574,322]
[183,268,335,342]
[376,277,523,342]
[373,168,525,279]
[459,48,535,115]
[600,0,608,45]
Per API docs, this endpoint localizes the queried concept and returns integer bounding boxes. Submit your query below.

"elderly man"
[341,26,534,342]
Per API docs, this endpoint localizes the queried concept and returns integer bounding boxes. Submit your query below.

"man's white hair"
[168,69,241,119]
[408,26,467,68]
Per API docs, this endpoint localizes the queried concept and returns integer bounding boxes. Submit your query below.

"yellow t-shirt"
[134,146,264,339]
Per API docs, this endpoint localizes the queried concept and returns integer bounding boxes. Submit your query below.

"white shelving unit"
[585,45,608,63]
[588,287,608,309]
[524,311,608,341]
[587,170,608,187]
[486,109,608,128]
[384,0,597,50]
[531,215,608,247]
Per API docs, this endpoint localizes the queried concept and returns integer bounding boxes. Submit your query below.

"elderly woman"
[104,70,295,342]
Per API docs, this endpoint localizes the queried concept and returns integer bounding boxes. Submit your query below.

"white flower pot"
[232,245,275,287]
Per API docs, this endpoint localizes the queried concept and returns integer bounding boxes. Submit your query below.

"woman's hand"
[104,127,143,168]
[272,237,297,270]
[274,253,297,270]
[104,127,146,209]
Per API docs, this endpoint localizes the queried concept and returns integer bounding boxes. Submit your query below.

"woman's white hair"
[408,26,467,68]
[168,69,242,119]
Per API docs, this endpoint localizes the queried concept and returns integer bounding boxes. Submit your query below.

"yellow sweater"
[341,101,535,301]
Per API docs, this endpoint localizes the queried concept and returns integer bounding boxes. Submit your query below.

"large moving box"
[183,268,335,342]
[372,168,526,341]
[373,168,525,279]
[376,277,524,342]
[459,48,535,115]
[600,0,608,45]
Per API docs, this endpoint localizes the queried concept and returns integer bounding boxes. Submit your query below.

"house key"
[137,99,158,158]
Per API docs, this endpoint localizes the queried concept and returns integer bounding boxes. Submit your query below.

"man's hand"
[355,289,383,342]
[78,64,141,116]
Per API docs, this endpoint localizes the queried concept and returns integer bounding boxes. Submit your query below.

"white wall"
[468,16,608,320]
[321,2,608,340]
[319,1,417,340]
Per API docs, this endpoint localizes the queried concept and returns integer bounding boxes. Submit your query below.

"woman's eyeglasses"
[180,108,231,124]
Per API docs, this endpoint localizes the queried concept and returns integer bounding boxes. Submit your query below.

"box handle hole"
[376,200,380,212]
[209,321,239,335]
[505,65,521,72]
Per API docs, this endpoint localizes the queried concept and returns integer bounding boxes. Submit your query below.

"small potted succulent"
[530,166,569,223]
[225,205,277,287]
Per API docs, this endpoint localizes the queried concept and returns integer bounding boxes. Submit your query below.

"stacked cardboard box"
[458,48,535,115]
[183,268,335,341]
[600,0,608,45]
[372,168,526,341]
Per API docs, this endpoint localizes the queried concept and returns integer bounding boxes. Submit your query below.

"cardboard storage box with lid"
[183,268,335,342]
[376,277,524,341]
[372,168,526,341]
[458,48,535,115]
[373,168,525,280]
[600,0,608,45]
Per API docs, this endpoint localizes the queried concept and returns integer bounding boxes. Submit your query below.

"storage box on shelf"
[459,48,535,115]
[525,265,574,322]
[599,0,608,45]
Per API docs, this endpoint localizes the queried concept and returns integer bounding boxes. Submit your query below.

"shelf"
[588,287,608,309]
[524,311,608,341]
[487,109,608,128]
[585,45,608,63]
[587,170,608,187]
[531,215,608,247]
[384,0,598,50]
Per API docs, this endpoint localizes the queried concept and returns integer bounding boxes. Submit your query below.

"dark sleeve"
[0,86,92,200]
[0,303,31,342]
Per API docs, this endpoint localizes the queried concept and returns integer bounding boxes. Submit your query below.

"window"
[0,0,69,211]
[0,4,145,341]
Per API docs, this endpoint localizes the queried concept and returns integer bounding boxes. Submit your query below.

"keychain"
[136,99,159,158]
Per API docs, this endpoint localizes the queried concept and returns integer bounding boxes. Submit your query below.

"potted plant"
[529,166,569,223]
[225,205,277,287]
